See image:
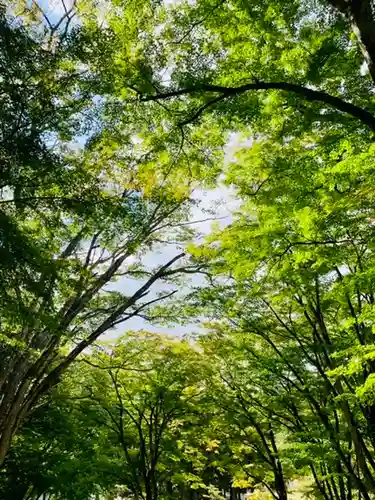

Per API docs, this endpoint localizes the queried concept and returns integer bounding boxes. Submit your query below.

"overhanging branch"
[141,81,375,131]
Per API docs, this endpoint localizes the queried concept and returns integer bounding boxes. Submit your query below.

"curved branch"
[141,81,375,130]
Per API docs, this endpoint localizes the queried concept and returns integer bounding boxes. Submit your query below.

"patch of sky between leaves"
[104,133,249,340]
[39,0,192,29]
[37,0,75,24]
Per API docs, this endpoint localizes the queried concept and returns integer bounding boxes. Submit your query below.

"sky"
[102,131,248,340]
[105,184,240,339]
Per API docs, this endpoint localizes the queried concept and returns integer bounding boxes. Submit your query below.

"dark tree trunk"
[328,0,375,83]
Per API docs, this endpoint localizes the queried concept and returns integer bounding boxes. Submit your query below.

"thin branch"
[32,0,53,30]
[26,253,186,405]
[109,290,178,328]
[169,0,226,45]
[179,93,229,126]
[276,238,366,258]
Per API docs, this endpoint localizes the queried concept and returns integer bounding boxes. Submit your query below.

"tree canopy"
[1,0,375,498]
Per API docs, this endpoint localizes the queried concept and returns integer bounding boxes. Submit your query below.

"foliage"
[0,0,205,462]
[2,0,375,499]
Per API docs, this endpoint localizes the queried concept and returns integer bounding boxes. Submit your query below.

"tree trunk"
[328,0,375,83]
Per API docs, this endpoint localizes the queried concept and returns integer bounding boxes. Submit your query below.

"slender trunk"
[308,398,372,499]
[347,442,353,500]
[348,0,375,83]
[23,485,36,500]
[328,475,340,500]
[268,425,288,500]
[0,375,34,462]
[325,480,335,500]
[337,460,346,500]
[310,464,330,500]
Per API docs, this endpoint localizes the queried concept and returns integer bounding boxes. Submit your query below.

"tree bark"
[328,0,375,83]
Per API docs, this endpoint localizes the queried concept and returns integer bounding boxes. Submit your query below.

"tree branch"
[24,253,186,406]
[141,81,375,130]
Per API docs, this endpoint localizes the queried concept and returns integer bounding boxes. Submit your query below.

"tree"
[125,0,375,494]
[174,118,375,497]
[0,388,119,500]
[201,333,293,500]
[0,3,97,294]
[0,0,212,462]
[0,178,204,461]
[62,332,212,500]
[134,0,375,132]
[4,0,375,497]
[1,331,263,500]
